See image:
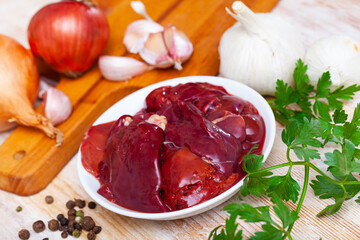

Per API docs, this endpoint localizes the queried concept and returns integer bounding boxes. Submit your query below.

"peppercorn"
[88,201,96,209]
[66,200,75,209]
[60,217,69,226]
[48,219,60,231]
[75,199,86,208]
[33,220,45,233]
[59,225,69,232]
[18,229,30,240]
[45,195,54,204]
[68,220,75,227]
[57,213,65,221]
[67,226,74,236]
[61,231,68,238]
[74,222,82,231]
[75,216,82,223]
[68,208,76,217]
[43,238,49,240]
[68,215,76,221]
[81,216,95,231]
[76,210,84,218]
[93,226,102,234]
[73,229,82,238]
[16,206,22,212]
[87,230,96,240]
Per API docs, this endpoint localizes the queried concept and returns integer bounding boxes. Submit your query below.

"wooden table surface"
[1,0,360,239]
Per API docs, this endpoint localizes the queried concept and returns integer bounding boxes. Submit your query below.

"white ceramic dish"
[77,76,276,220]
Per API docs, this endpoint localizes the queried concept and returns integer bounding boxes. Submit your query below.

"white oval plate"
[77,76,276,220]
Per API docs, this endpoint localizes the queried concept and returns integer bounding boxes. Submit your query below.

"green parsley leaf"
[315,71,331,97]
[249,224,282,240]
[267,174,300,203]
[332,109,348,124]
[272,199,299,228]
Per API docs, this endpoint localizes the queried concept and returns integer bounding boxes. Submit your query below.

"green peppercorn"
[73,229,82,238]
[16,206,22,212]
[76,210,84,218]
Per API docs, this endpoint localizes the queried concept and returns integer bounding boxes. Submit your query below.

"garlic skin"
[42,88,72,126]
[123,20,164,54]
[305,35,360,90]
[163,25,193,70]
[139,32,174,68]
[219,1,305,96]
[99,56,153,81]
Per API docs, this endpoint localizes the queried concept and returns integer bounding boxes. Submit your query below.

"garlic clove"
[123,19,164,53]
[163,25,193,70]
[139,32,174,68]
[42,88,72,126]
[99,56,153,81]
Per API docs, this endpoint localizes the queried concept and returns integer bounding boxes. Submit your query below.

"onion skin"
[28,0,109,78]
[0,34,63,144]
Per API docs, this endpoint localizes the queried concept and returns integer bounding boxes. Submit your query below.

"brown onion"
[28,0,109,78]
[0,34,62,144]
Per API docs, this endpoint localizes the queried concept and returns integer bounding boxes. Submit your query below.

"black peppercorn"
[66,200,76,209]
[45,195,54,204]
[81,216,95,231]
[68,208,76,217]
[57,213,65,221]
[88,201,96,209]
[48,219,60,231]
[61,231,68,238]
[59,225,69,232]
[75,199,86,208]
[74,222,82,231]
[60,217,69,226]
[93,226,102,234]
[33,220,45,233]
[87,230,96,240]
[67,226,74,235]
[43,238,49,240]
[18,229,30,240]
[68,215,76,221]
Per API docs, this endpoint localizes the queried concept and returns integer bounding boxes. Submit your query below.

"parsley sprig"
[209,60,360,239]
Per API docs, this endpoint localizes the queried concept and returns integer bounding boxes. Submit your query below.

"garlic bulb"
[219,1,305,96]
[305,35,360,90]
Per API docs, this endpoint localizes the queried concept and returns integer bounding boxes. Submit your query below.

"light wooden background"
[1,0,360,239]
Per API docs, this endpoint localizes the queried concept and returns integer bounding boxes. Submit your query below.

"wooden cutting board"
[0,0,279,196]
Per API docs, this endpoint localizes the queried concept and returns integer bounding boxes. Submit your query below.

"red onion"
[28,0,109,78]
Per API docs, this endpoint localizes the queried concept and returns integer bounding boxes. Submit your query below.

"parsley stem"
[286,147,292,163]
[287,164,310,235]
